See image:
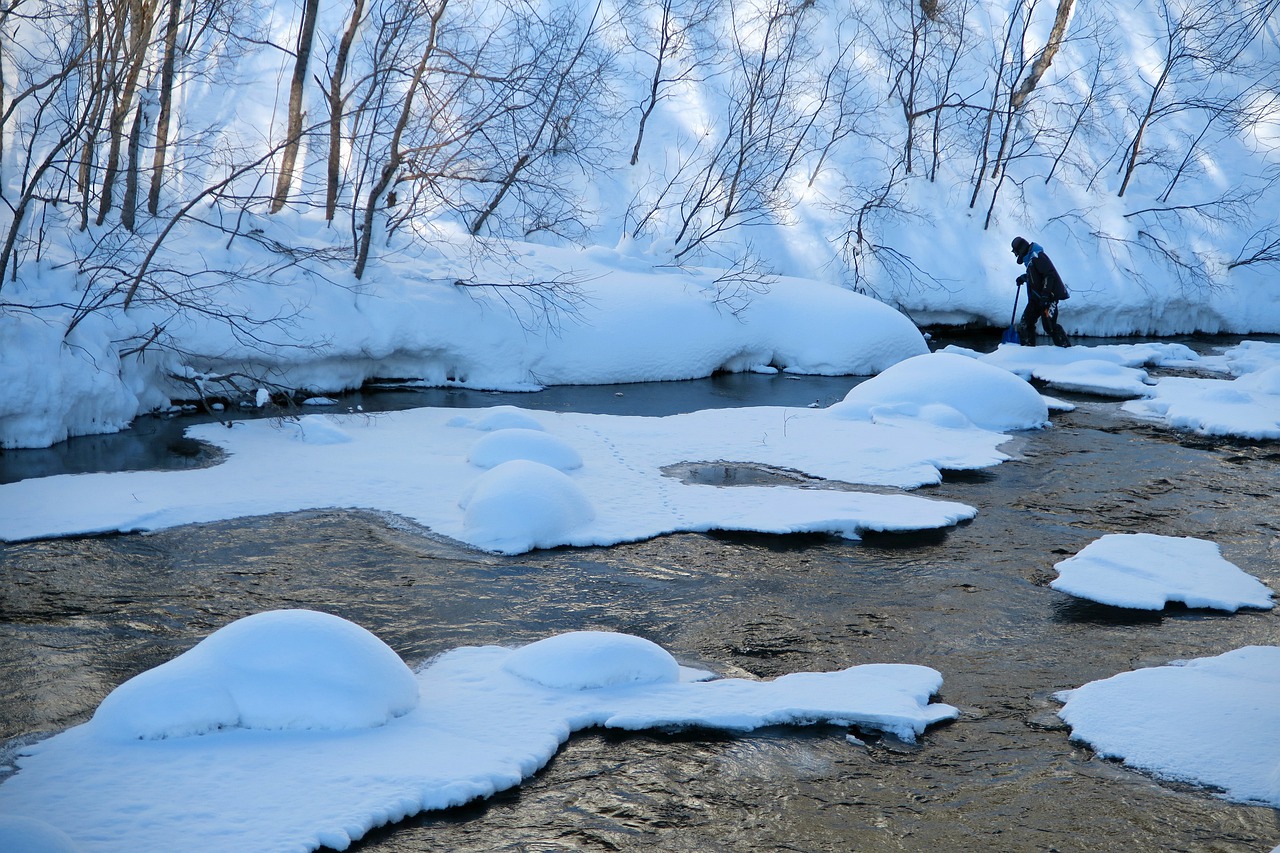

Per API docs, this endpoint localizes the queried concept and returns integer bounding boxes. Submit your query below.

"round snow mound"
[0,816,82,853]
[502,630,681,690]
[91,609,419,739]
[459,460,595,553]
[468,406,546,432]
[286,414,352,444]
[467,428,583,471]
[831,351,1048,431]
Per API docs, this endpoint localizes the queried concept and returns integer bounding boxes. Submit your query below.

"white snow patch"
[1028,359,1155,398]
[1124,372,1280,439]
[1050,533,1274,611]
[945,341,1280,438]
[1057,646,1280,808]
[0,402,994,553]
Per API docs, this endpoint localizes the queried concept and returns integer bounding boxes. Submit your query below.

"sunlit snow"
[947,341,1280,438]
[1123,366,1280,439]
[831,351,1048,431]
[1057,646,1280,809]
[1050,533,1275,611]
[0,353,1051,551]
[0,611,958,853]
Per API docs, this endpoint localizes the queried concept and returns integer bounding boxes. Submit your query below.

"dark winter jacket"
[1018,243,1069,305]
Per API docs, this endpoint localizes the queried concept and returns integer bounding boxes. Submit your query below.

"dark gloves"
[1016,274,1028,286]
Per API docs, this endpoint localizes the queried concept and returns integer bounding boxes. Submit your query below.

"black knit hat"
[1011,236,1030,261]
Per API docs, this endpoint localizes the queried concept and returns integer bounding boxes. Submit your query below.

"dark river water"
[2,336,1279,852]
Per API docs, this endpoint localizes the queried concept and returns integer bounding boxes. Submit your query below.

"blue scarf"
[1022,242,1043,271]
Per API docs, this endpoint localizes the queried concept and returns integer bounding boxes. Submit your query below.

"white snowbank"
[830,351,1049,431]
[1050,533,1274,612]
[0,613,958,853]
[89,610,419,740]
[1057,646,1280,808]
[0,305,144,449]
[0,398,1001,553]
[0,256,929,450]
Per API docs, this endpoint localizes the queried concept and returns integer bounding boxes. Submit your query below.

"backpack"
[1029,245,1069,301]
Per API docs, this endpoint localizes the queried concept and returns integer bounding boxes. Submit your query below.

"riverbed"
[1,350,1278,851]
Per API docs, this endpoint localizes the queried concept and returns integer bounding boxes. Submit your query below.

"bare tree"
[0,1,106,281]
[96,0,161,227]
[626,0,826,262]
[352,0,447,279]
[966,0,1033,213]
[857,0,982,178]
[1117,0,1278,197]
[1010,0,1074,110]
[146,0,182,215]
[621,0,720,167]
[270,0,320,212]
[467,2,613,237]
[320,0,366,221]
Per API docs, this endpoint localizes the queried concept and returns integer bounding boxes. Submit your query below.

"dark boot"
[1018,323,1037,346]
[1051,324,1070,347]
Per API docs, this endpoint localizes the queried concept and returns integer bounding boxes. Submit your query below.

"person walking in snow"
[1011,235,1070,347]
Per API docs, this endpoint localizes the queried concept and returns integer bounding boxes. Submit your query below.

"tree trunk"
[121,99,146,231]
[271,0,321,213]
[147,0,182,215]
[1010,0,1074,110]
[96,0,154,227]
[325,0,365,221]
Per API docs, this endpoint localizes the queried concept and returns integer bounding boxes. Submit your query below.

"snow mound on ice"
[284,415,353,444]
[451,406,546,432]
[467,428,583,471]
[502,631,682,690]
[830,352,1048,431]
[90,610,419,739]
[458,460,595,553]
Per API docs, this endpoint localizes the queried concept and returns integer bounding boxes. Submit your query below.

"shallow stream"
[1,342,1278,852]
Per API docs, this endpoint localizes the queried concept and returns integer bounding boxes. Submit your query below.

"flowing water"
[2,344,1279,852]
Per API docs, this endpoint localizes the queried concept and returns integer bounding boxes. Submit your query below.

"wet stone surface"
[2,396,1279,851]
